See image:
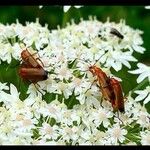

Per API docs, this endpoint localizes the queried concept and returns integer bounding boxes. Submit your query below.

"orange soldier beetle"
[77,56,125,113]
[18,48,48,93]
[88,65,114,105]
[20,49,44,68]
[19,67,48,84]
[109,77,124,112]
[89,64,125,113]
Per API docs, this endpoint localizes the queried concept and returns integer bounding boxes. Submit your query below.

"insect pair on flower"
[77,27,125,113]
[19,28,125,113]
[18,48,49,93]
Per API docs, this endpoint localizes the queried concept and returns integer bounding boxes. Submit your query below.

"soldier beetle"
[20,49,44,68]
[19,67,48,84]
[18,48,48,93]
[109,78,125,112]
[88,65,114,106]
[77,56,125,113]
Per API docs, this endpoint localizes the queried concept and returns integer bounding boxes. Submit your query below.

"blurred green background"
[0,6,150,105]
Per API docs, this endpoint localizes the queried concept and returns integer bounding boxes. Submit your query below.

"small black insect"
[110,28,124,39]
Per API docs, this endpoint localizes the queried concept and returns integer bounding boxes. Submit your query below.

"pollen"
[112,128,121,139]
[45,126,53,134]
[16,114,24,121]
[73,78,81,87]
[59,67,67,76]
[22,119,32,126]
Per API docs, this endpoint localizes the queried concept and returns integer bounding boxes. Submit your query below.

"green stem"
[62,11,69,28]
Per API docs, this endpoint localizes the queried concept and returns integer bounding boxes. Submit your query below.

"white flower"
[39,122,59,140]
[39,6,43,9]
[131,103,150,128]
[107,124,127,144]
[104,50,137,71]
[145,6,150,9]
[63,6,83,13]
[0,82,9,91]
[60,109,73,126]
[58,125,80,143]
[38,101,62,122]
[0,84,20,107]
[55,82,72,99]
[54,63,73,80]
[80,127,92,141]
[128,63,150,83]
[141,130,150,145]
[90,129,107,145]
[27,84,45,98]
[91,108,113,128]
[134,86,150,104]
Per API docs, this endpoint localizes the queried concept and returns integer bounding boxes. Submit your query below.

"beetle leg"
[33,83,43,95]
[115,111,123,125]
[35,58,45,67]
[84,79,97,94]
[100,96,104,108]
[31,52,38,57]
[30,52,45,67]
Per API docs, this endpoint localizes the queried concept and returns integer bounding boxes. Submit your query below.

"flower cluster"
[0,83,149,145]
[129,63,150,105]
[0,17,149,145]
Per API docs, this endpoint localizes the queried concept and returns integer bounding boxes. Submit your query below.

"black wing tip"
[119,107,125,113]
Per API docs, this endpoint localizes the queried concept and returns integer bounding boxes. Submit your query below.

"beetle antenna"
[93,52,106,66]
[75,58,91,66]
[34,83,44,95]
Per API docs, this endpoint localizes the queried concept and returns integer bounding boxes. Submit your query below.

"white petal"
[103,120,109,128]
[100,55,107,64]
[137,72,150,83]
[74,6,82,9]
[135,94,147,102]
[63,6,71,12]
[121,60,131,68]
[132,45,145,53]
[145,6,150,9]
[122,129,127,135]
[39,6,43,9]
[10,84,19,98]
[143,94,150,104]
[128,69,143,74]
[137,63,148,69]
[134,90,148,95]
[126,55,137,62]
[112,62,122,71]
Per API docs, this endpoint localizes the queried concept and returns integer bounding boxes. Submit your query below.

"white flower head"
[107,123,127,144]
[0,17,148,145]
[92,107,113,128]
[39,122,59,140]
[129,63,150,83]
[141,130,150,145]
[134,86,150,104]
